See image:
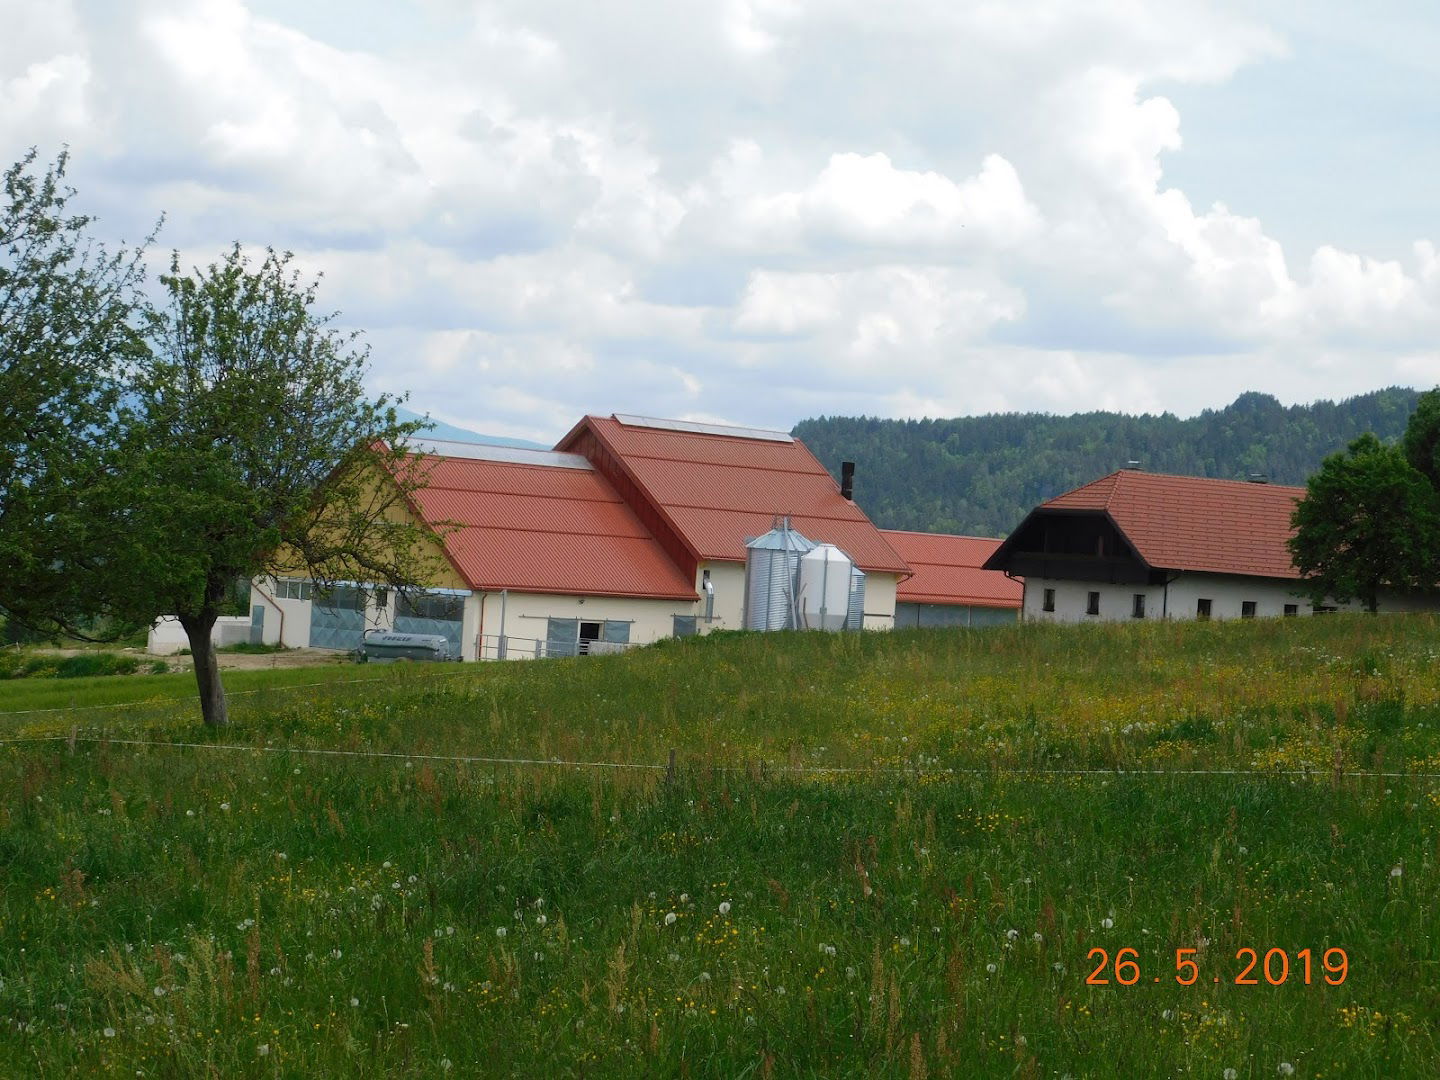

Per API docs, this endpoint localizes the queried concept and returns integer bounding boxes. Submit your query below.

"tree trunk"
[180,611,229,727]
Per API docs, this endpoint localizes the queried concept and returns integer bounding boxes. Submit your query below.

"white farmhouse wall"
[1023,571,1438,623]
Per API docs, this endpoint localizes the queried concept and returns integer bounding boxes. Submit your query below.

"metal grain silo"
[845,564,866,631]
[744,518,814,631]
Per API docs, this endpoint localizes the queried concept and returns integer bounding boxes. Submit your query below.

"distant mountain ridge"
[793,388,1425,538]
[395,408,547,450]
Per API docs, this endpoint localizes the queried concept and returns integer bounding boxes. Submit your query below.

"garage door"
[309,586,366,651]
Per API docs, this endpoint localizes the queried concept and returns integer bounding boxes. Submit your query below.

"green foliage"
[1289,433,1440,612]
[0,651,141,680]
[88,244,442,726]
[3,617,1440,1075]
[0,149,152,639]
[1401,387,1440,490]
[794,388,1423,535]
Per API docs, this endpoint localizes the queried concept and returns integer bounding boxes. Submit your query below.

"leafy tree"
[1401,387,1440,490]
[0,149,151,636]
[103,246,443,726]
[1287,433,1440,613]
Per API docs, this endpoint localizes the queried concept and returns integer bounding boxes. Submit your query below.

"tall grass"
[1,615,1438,1076]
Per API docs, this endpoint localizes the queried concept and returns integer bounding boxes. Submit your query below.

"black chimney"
[840,460,855,501]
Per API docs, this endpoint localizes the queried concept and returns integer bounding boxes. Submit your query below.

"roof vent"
[1248,472,1269,484]
[1126,460,1142,470]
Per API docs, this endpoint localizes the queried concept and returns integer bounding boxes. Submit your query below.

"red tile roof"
[409,453,696,599]
[558,415,910,574]
[882,531,1022,608]
[1042,470,1305,579]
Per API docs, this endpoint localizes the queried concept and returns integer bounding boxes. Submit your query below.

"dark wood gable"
[985,509,1168,586]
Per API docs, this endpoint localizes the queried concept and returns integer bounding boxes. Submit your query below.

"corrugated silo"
[744,518,815,631]
[845,564,866,630]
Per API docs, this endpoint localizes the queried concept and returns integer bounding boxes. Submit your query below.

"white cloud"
[2,0,1437,444]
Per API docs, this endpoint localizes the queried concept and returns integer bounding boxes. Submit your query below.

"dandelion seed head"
[664,912,677,926]
[103,1027,116,1038]
[719,901,731,915]
[1278,1065,1294,1077]
[1224,1070,1238,1080]
[986,963,997,974]
[1101,918,1114,929]
[1391,866,1403,878]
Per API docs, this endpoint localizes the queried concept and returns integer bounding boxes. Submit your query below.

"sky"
[4,0,1439,445]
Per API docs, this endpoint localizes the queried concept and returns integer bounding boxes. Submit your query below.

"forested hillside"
[794,388,1423,537]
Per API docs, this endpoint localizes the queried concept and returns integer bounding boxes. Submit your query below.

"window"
[1131,593,1146,619]
[1086,591,1100,616]
[313,585,364,612]
[1196,598,1212,619]
[1313,604,1338,616]
[1042,588,1055,613]
[374,588,389,609]
[275,578,314,601]
[1241,601,1257,619]
[1283,603,1298,617]
[397,591,463,622]
[673,615,698,638]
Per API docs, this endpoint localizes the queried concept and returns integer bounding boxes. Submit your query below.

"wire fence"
[3,732,1440,783]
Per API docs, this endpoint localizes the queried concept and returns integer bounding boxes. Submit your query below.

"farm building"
[251,414,910,659]
[984,468,1438,621]
[880,531,1021,627]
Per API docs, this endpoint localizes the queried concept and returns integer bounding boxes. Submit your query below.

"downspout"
[499,589,508,659]
[1004,570,1025,623]
[251,581,286,645]
[1161,572,1181,619]
[477,591,488,661]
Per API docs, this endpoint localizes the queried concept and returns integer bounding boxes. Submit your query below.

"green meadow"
[2,616,1439,1076]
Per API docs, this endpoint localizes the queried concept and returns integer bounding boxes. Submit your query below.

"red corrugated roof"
[558,415,910,574]
[882,531,1022,608]
[409,453,696,599]
[1042,469,1305,579]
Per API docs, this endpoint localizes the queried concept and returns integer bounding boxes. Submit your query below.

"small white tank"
[797,544,853,631]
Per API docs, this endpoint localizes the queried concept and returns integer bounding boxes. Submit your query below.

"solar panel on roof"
[612,414,793,443]
[404,438,592,470]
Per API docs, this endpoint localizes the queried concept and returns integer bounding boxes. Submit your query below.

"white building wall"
[1023,571,1437,622]
[862,572,898,630]
[698,560,747,631]
[473,589,700,659]
[250,579,313,646]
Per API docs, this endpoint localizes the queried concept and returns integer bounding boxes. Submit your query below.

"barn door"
[309,586,365,651]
